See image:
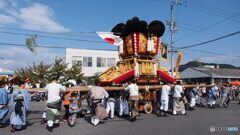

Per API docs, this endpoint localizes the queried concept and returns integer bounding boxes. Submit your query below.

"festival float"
[98,17,176,86]
[97,17,177,113]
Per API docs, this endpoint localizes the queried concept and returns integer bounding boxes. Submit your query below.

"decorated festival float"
[98,17,176,86]
[97,17,177,113]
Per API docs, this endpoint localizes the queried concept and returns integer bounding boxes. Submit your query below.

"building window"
[97,57,106,67]
[72,56,82,66]
[107,58,116,67]
[83,57,92,67]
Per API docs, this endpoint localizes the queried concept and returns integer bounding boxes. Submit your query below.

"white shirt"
[45,82,66,103]
[173,85,183,98]
[90,86,109,99]
[125,84,139,96]
[161,85,171,100]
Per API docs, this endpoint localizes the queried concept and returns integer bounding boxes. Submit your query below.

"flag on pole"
[96,32,123,46]
[175,51,183,78]
[161,45,168,61]
[175,51,183,69]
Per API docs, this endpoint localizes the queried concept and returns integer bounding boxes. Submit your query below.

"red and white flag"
[97,32,123,46]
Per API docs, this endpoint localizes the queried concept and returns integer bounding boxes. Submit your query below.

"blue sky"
[0,0,239,70]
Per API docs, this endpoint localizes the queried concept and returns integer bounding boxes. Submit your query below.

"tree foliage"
[88,72,102,85]
[48,57,68,82]
[15,57,83,87]
[26,35,38,52]
[64,63,84,84]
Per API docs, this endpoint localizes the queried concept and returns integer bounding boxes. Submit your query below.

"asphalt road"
[1,100,239,135]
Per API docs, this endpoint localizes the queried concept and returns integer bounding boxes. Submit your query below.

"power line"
[0,42,117,51]
[0,31,107,43]
[180,26,217,35]
[183,1,240,22]
[178,31,240,49]
[190,0,240,20]
[0,26,99,39]
[179,25,240,40]
[0,42,66,49]
[179,22,223,33]
[181,48,240,58]
[175,11,240,43]
[0,42,239,59]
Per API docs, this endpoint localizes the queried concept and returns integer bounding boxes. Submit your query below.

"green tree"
[16,57,84,88]
[16,62,51,87]
[194,58,202,67]
[63,63,84,86]
[48,57,68,83]
[88,72,102,85]
[33,62,52,87]
[15,67,30,81]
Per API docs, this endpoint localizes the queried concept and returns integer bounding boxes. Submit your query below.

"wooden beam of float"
[26,85,215,93]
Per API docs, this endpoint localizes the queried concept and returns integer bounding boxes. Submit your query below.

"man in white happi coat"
[173,81,186,115]
[159,82,171,117]
[124,80,139,122]
[45,78,66,132]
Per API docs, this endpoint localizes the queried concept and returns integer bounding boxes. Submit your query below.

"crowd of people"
[0,78,240,132]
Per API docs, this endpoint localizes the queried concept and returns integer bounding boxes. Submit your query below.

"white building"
[66,48,119,78]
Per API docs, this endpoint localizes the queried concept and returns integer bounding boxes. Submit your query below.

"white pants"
[190,98,196,107]
[173,110,185,115]
[160,100,169,111]
[46,108,59,127]
[47,119,59,127]
[91,117,99,126]
[119,99,129,116]
[42,111,46,119]
[106,101,115,118]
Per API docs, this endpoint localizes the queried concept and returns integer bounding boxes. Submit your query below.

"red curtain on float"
[157,70,177,82]
[99,70,134,86]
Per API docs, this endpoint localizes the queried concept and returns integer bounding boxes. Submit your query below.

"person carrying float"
[90,85,109,126]
[67,88,81,127]
[124,79,139,122]
[45,78,66,132]
[0,80,9,128]
[9,80,31,132]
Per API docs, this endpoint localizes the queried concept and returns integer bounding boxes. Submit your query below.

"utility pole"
[167,0,181,77]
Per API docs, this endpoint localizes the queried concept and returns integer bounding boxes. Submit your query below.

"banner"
[175,51,183,78]
[161,45,168,61]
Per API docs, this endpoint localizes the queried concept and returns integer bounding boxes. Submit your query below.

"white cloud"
[5,8,18,17]
[0,47,65,70]
[18,3,69,32]
[0,1,69,32]
[0,14,16,23]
